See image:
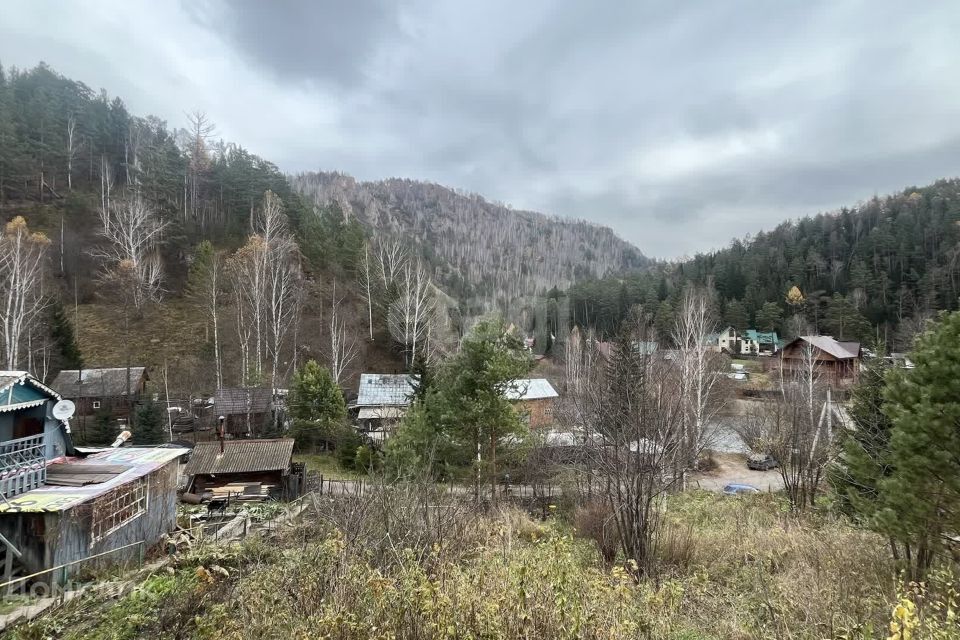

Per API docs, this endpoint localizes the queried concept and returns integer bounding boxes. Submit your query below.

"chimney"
[217,415,226,454]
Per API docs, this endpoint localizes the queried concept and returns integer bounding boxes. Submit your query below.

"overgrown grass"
[293,451,361,480]
[7,491,934,639]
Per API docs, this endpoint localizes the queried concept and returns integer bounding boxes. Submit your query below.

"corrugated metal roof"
[214,387,275,415]
[183,439,294,476]
[356,374,416,406]
[51,367,147,398]
[503,378,559,401]
[0,447,186,513]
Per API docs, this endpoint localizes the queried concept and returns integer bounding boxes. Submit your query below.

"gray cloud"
[2,0,960,258]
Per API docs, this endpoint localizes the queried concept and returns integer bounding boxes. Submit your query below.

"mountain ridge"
[291,170,648,314]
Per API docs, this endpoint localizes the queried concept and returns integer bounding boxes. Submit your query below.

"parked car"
[723,483,760,496]
[747,453,778,471]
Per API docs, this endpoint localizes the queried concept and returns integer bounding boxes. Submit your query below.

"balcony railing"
[0,434,47,499]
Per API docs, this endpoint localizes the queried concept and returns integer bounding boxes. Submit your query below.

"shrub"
[574,501,620,565]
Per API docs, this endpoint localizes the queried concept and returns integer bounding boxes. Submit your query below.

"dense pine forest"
[568,179,960,348]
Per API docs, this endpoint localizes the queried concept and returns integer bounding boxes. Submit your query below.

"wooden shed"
[0,446,186,585]
[183,439,302,500]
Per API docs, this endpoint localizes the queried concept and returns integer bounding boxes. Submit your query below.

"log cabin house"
[780,336,862,388]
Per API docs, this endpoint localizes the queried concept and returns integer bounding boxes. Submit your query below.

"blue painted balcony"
[0,434,47,499]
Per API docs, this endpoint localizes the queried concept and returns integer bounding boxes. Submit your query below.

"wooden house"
[354,374,416,440]
[183,438,303,500]
[780,336,862,387]
[504,378,559,429]
[214,387,277,437]
[51,367,148,418]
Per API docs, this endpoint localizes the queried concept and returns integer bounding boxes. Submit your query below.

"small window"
[91,477,147,544]
[92,400,101,409]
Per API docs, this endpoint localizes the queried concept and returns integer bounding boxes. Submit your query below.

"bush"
[574,501,620,565]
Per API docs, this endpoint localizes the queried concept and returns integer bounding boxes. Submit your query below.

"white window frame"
[92,400,101,409]
[91,477,148,545]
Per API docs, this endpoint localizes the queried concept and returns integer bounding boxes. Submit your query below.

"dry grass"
[9,489,909,640]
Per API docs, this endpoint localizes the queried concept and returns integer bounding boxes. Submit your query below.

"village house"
[51,366,149,418]
[183,438,303,501]
[717,328,780,355]
[354,373,416,441]
[780,336,862,387]
[214,387,278,437]
[504,378,559,429]
[0,370,185,589]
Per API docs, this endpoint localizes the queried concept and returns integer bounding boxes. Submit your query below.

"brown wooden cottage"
[50,367,148,418]
[780,336,861,388]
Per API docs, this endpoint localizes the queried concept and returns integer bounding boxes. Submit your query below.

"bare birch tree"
[95,195,167,311]
[357,241,375,340]
[376,237,406,291]
[388,259,436,369]
[99,156,113,234]
[672,288,726,479]
[228,191,301,387]
[66,114,80,192]
[0,217,50,369]
[327,282,359,385]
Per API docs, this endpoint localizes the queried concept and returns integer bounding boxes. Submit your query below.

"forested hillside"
[568,180,960,348]
[291,171,648,314]
[0,62,404,396]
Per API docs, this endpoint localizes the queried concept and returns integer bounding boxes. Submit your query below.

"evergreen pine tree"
[132,401,166,445]
[86,409,118,446]
[829,351,893,518]
[287,359,347,451]
[877,311,960,579]
[49,301,84,370]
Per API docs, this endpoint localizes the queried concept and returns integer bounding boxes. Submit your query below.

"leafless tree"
[190,248,225,388]
[357,241,375,340]
[94,195,168,311]
[66,114,81,192]
[0,217,50,369]
[567,316,690,579]
[672,288,727,481]
[327,282,359,385]
[185,111,215,225]
[99,156,113,235]
[375,237,406,292]
[388,259,436,369]
[228,191,301,387]
[738,345,833,511]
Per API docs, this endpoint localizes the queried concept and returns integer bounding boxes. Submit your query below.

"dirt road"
[690,452,784,493]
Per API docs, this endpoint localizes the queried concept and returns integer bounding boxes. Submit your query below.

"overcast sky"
[3,1,960,258]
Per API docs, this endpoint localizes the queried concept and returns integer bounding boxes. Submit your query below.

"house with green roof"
[717,327,781,355]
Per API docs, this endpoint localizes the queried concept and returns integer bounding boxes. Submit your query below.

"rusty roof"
[183,439,294,476]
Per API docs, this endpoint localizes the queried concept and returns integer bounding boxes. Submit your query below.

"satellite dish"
[52,399,76,421]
